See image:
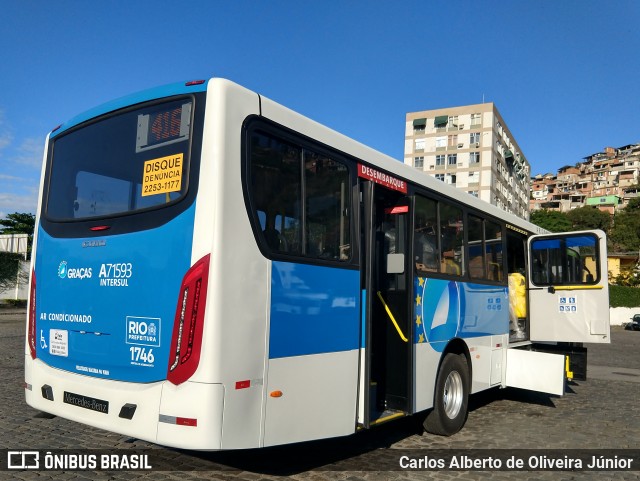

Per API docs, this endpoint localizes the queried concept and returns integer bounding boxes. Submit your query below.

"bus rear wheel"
[424,352,469,436]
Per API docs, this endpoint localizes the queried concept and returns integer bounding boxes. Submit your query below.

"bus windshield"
[46,97,193,221]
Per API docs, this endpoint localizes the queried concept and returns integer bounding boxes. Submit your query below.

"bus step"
[370,409,405,426]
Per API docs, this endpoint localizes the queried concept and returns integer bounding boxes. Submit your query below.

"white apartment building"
[404,103,531,219]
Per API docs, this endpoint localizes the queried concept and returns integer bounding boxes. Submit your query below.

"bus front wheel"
[424,352,469,436]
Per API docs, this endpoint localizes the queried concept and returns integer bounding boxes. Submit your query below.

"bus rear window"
[46,98,193,220]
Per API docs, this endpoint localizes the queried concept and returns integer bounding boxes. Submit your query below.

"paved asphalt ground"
[0,307,638,481]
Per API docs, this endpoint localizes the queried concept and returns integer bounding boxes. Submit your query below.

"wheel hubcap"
[443,370,463,419]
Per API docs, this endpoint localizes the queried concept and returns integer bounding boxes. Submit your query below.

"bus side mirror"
[387,253,405,274]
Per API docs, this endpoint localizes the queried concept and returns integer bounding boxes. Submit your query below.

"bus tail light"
[167,255,210,385]
[28,269,37,359]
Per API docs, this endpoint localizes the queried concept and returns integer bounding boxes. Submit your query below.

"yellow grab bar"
[552,285,604,291]
[376,291,408,343]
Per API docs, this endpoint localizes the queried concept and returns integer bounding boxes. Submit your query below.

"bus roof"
[257,82,545,237]
[50,80,209,138]
[50,76,544,236]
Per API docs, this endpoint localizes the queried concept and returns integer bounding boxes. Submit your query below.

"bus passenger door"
[527,230,610,343]
[506,229,529,342]
[361,181,412,427]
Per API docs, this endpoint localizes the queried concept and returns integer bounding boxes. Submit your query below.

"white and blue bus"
[25,78,610,450]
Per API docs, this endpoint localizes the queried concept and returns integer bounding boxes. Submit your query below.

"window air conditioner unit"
[475,142,480,147]
[457,143,464,148]
[458,124,464,130]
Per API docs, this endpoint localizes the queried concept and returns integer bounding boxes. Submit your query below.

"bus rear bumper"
[157,378,225,449]
[25,357,224,450]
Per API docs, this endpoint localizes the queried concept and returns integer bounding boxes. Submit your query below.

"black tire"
[423,352,469,436]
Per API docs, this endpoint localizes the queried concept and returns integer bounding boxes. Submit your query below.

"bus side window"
[414,195,439,273]
[250,132,303,256]
[468,214,485,279]
[468,215,503,282]
[439,202,464,276]
[304,152,351,261]
[248,128,351,262]
[485,220,503,282]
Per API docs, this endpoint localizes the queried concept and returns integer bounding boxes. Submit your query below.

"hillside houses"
[530,143,640,213]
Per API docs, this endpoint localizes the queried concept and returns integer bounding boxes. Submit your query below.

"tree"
[529,209,572,232]
[566,206,612,231]
[609,198,640,252]
[612,266,640,287]
[0,252,25,291]
[0,212,35,258]
[625,196,640,210]
[0,212,35,235]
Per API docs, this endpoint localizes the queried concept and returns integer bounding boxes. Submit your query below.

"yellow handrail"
[552,285,604,291]
[376,291,408,343]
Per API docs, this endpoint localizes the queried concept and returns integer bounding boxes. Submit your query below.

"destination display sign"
[358,163,407,193]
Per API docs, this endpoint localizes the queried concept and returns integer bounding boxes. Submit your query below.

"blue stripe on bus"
[414,276,508,352]
[269,262,360,359]
[52,80,209,138]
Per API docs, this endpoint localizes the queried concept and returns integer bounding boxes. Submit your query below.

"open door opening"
[506,229,529,343]
[364,183,412,425]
